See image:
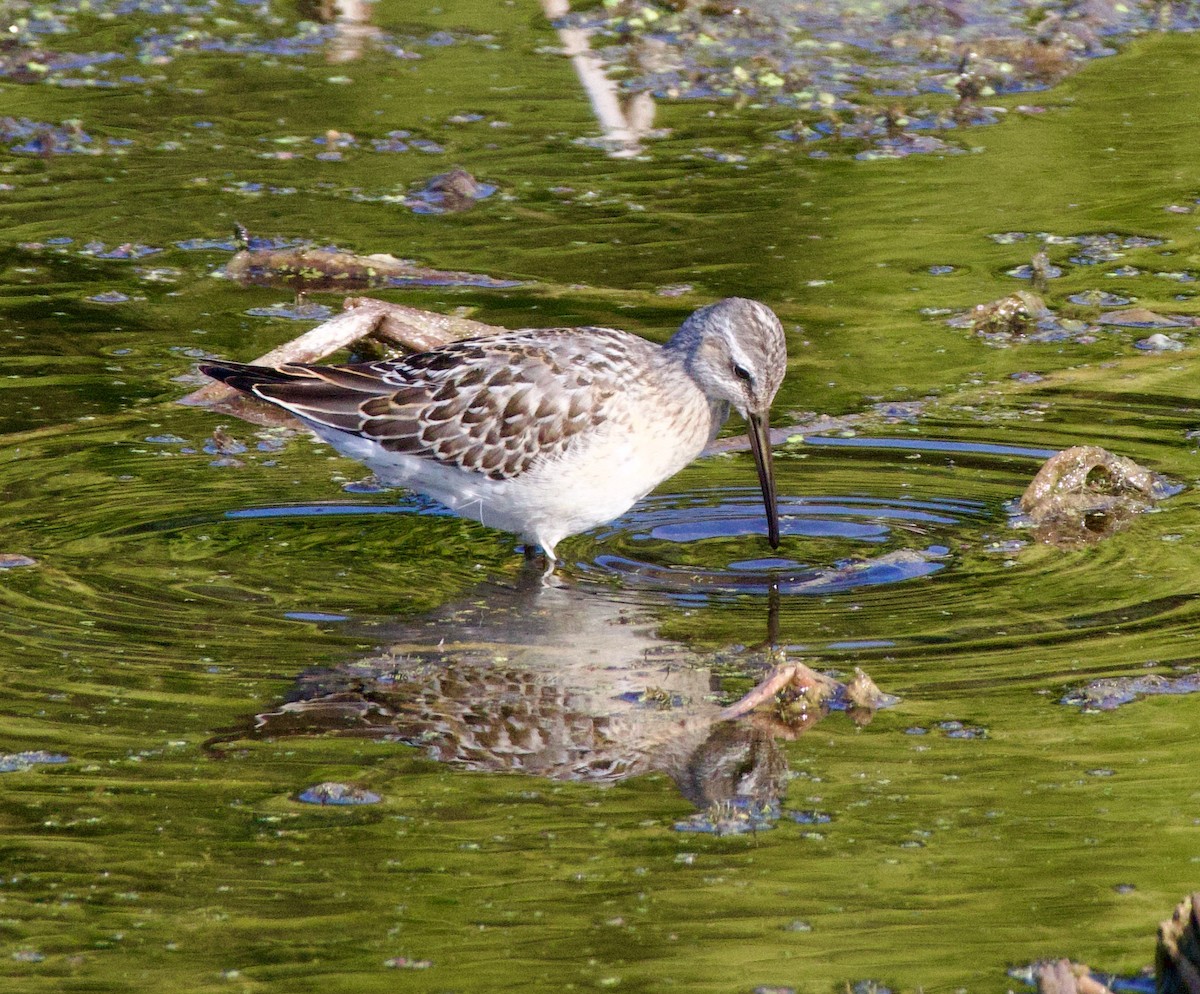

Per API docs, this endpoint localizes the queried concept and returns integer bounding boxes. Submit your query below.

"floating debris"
[1006,255,1063,285]
[674,796,779,836]
[1096,307,1190,328]
[0,751,68,772]
[1061,673,1200,711]
[10,949,45,963]
[245,300,335,321]
[564,0,1199,159]
[203,427,247,456]
[872,400,926,423]
[784,810,831,825]
[0,116,99,155]
[406,168,497,214]
[954,290,1050,338]
[385,956,433,969]
[224,242,521,292]
[656,283,694,297]
[1066,290,1131,308]
[0,554,38,569]
[296,782,381,805]
[81,241,162,260]
[937,720,988,740]
[86,290,132,304]
[903,721,987,740]
[1016,445,1180,546]
[1135,333,1185,352]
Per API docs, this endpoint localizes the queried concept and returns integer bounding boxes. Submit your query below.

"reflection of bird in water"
[214,566,891,828]
[198,298,786,564]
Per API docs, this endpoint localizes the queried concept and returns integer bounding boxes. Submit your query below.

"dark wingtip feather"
[198,361,301,395]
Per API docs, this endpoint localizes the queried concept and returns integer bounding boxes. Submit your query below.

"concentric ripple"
[567,488,990,596]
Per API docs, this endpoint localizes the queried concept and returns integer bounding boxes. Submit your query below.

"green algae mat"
[0,1,1198,990]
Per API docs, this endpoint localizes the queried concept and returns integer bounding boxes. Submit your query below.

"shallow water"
[1,2,1199,991]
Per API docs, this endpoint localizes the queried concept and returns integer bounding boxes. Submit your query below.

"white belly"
[306,401,721,555]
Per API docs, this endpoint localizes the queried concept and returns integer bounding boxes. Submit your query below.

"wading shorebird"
[199,297,787,563]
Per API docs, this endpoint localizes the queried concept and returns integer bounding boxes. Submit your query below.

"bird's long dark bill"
[746,412,780,549]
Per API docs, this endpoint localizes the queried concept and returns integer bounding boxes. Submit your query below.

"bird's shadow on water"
[207,561,889,833]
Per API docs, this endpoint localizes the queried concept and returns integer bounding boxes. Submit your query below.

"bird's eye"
[732,364,753,383]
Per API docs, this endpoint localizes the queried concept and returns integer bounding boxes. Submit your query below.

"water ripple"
[566,489,987,596]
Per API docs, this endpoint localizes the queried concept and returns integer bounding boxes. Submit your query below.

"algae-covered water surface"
[1,1,1198,990]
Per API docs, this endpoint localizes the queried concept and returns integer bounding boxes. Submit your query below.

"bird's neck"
[657,338,731,443]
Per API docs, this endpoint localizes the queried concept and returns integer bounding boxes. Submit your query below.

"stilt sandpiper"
[199,297,787,561]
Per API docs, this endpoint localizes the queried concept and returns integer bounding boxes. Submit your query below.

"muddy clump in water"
[1016,444,1178,545]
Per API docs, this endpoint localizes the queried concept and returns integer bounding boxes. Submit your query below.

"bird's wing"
[240,329,641,481]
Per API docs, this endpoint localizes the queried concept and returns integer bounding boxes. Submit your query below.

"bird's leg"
[518,542,560,583]
[718,661,839,720]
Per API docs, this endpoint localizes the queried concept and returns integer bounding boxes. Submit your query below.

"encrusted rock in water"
[845,668,897,713]
[1017,445,1175,546]
[965,290,1050,336]
[1156,892,1200,994]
